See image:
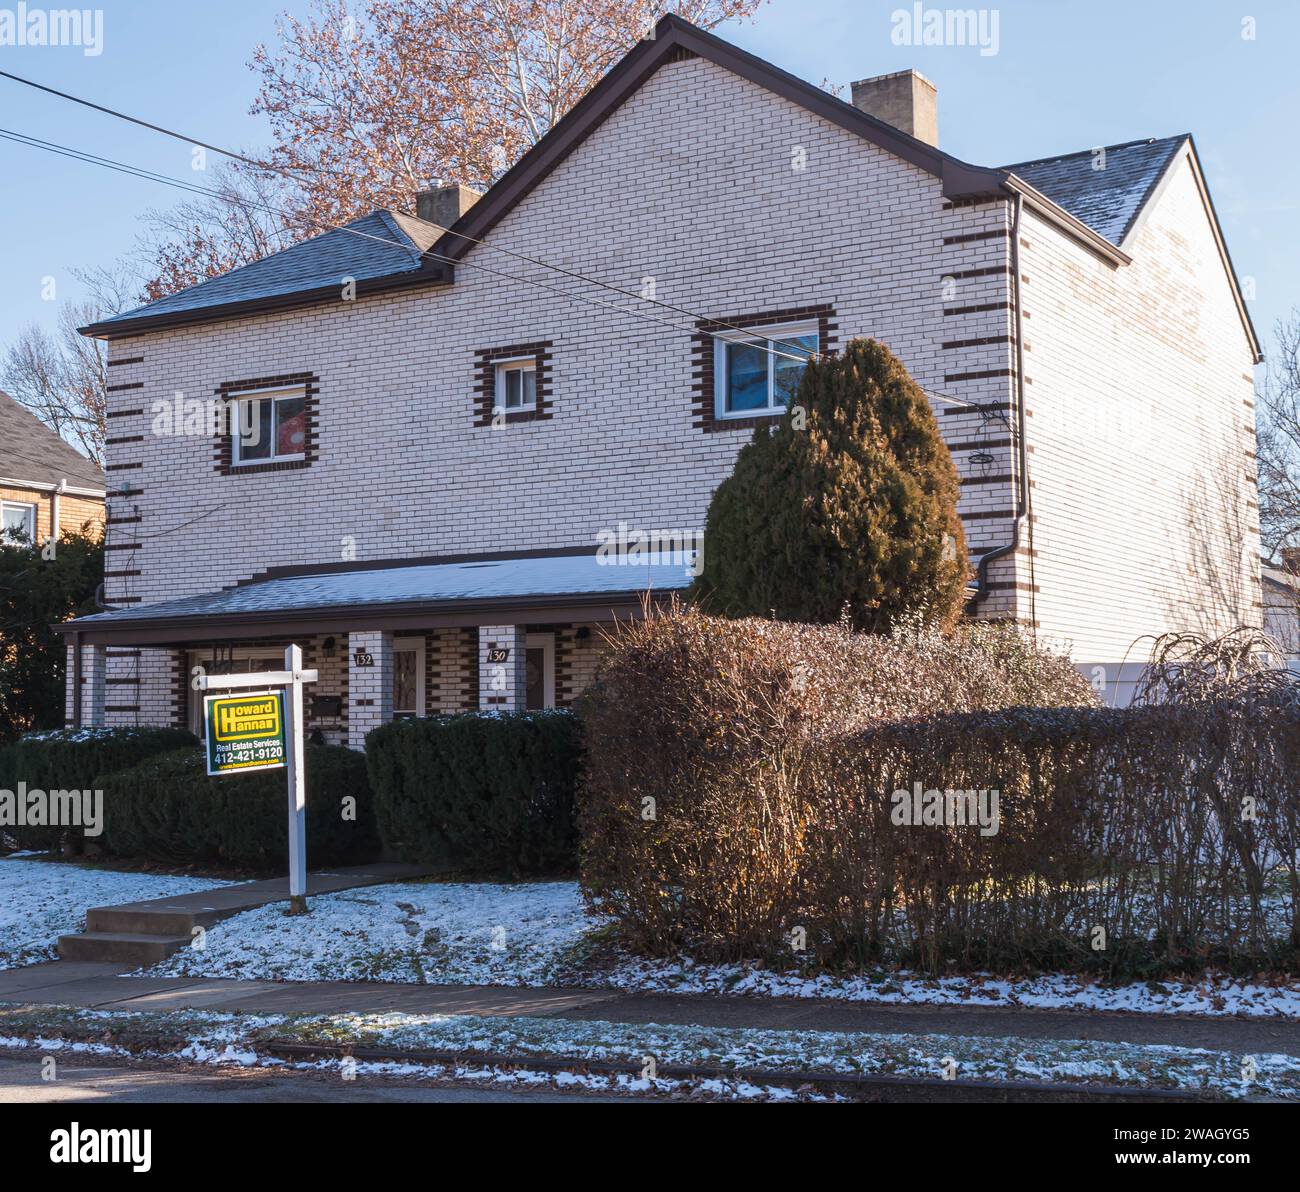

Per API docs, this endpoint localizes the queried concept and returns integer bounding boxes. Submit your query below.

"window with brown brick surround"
[691,304,837,432]
[214,372,319,475]
[472,342,553,427]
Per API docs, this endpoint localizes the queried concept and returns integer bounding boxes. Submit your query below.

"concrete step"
[57,931,192,966]
[85,905,232,936]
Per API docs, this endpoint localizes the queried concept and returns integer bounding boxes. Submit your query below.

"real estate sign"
[204,691,287,776]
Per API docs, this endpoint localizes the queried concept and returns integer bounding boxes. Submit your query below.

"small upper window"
[714,322,818,419]
[1,500,36,543]
[230,385,307,466]
[494,359,537,413]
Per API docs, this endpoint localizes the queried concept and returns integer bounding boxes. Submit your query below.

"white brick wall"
[1017,147,1260,694]
[347,631,393,749]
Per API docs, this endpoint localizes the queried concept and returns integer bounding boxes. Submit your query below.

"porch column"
[478,625,526,712]
[347,630,393,750]
[66,641,106,728]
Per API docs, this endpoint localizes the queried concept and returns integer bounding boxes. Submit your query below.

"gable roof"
[0,389,105,492]
[86,210,450,337]
[1003,136,1187,245]
[80,14,1257,360]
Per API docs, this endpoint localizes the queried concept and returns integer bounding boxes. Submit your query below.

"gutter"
[969,190,1032,614]
[0,475,105,499]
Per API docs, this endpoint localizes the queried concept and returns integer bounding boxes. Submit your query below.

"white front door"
[392,636,426,719]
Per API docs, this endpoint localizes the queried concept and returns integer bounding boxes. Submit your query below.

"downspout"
[51,477,65,544]
[969,190,1032,620]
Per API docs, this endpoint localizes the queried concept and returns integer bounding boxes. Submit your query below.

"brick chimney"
[850,69,938,147]
[415,184,481,230]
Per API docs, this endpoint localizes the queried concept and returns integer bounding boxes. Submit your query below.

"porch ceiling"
[58,550,695,645]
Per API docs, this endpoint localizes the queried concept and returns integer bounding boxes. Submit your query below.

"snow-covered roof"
[68,550,696,628]
[1003,136,1187,246]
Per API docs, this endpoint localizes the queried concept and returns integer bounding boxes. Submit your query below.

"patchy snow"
[149,880,588,985]
[0,1004,1296,1100]
[142,878,1300,1019]
[0,857,236,970]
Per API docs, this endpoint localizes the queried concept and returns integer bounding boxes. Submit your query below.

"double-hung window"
[1,500,36,543]
[494,358,538,414]
[714,321,819,419]
[230,384,307,466]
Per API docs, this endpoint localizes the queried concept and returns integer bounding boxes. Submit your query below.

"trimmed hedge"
[0,726,197,851]
[366,711,582,878]
[98,745,379,870]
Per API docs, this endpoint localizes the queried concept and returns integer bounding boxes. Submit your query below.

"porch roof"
[58,549,695,644]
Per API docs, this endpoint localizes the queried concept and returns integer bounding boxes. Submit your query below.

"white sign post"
[198,644,318,914]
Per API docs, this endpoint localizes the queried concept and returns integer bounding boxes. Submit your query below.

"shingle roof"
[67,551,696,627]
[0,389,105,490]
[1003,135,1188,246]
[93,210,437,330]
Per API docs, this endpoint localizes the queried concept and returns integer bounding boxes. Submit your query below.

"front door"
[525,632,555,709]
[392,636,425,719]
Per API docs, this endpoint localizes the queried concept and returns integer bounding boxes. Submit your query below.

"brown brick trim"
[942,230,1006,246]
[944,368,1015,383]
[111,488,144,498]
[105,435,144,446]
[943,267,1008,281]
[104,705,140,714]
[105,595,143,604]
[214,372,320,476]
[171,650,188,729]
[943,402,1012,416]
[106,462,142,471]
[472,341,554,427]
[691,303,837,433]
[960,509,1016,520]
[959,474,1014,486]
[106,381,144,393]
[106,515,142,525]
[947,437,1014,452]
[942,336,1014,350]
[461,627,479,709]
[943,302,1011,317]
[106,408,145,419]
[104,569,142,578]
[107,355,145,368]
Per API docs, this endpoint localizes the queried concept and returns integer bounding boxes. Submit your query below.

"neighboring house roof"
[1261,560,1300,595]
[59,550,695,642]
[0,389,105,492]
[1002,136,1187,245]
[79,14,1257,360]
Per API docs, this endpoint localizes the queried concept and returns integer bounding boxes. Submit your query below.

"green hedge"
[98,745,380,871]
[366,710,582,878]
[0,726,197,852]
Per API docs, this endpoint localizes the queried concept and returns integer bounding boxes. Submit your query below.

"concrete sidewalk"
[1,959,1295,1056]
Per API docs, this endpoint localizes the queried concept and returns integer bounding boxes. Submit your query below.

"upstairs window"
[714,321,819,419]
[230,385,307,466]
[494,358,538,413]
[1,500,36,543]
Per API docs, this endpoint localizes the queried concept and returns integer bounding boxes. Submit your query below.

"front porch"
[59,549,693,748]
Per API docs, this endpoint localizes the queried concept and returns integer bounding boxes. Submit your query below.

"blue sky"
[1,0,1295,366]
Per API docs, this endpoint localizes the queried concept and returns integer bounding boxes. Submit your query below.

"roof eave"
[53,586,682,645]
[79,262,454,340]
[1003,174,1132,267]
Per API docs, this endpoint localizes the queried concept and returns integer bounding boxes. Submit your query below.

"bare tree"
[1258,310,1300,558]
[1,266,137,466]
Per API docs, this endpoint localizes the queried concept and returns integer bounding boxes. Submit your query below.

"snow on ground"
[143,878,1300,1019]
[149,880,586,985]
[0,857,235,970]
[0,1004,1295,1100]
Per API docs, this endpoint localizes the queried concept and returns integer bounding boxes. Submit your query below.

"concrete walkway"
[1,959,1295,1057]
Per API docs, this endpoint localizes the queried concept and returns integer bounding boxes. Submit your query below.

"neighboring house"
[60,15,1261,738]
[0,388,105,545]
[1261,552,1300,668]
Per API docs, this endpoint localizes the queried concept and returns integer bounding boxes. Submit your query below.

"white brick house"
[62,15,1261,738]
